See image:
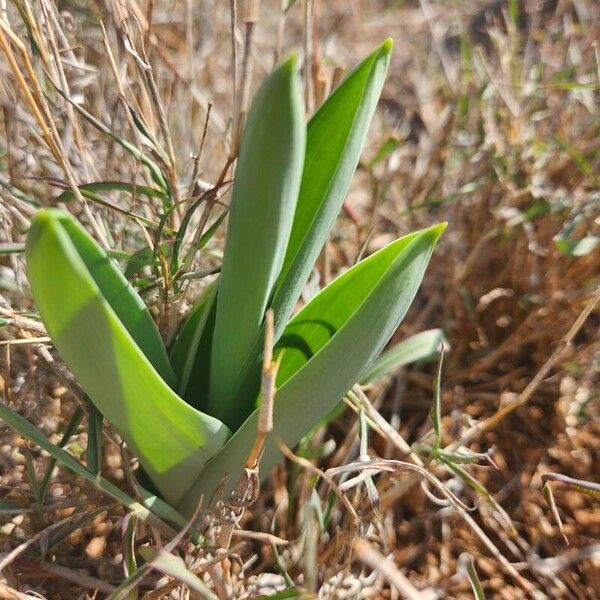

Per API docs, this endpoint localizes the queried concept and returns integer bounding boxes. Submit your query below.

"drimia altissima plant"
[16,40,446,518]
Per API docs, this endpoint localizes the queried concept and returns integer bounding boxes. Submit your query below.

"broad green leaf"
[273,228,439,390]
[271,39,393,338]
[360,328,447,384]
[208,55,305,429]
[38,210,177,387]
[26,209,230,506]
[178,224,445,514]
[169,279,218,401]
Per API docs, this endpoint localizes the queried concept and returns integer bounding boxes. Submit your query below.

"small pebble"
[85,536,106,559]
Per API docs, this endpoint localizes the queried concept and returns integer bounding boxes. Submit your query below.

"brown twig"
[246,309,278,470]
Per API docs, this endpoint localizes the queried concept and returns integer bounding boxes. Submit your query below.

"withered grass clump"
[0,1,599,599]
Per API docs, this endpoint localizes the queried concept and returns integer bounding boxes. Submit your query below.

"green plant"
[20,39,445,516]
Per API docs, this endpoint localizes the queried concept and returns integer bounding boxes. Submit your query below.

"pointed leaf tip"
[432,221,448,239]
[380,38,394,54]
[282,51,298,71]
[271,40,394,337]
[32,207,53,224]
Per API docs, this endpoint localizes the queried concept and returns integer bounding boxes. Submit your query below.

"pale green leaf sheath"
[208,55,306,429]
[178,224,445,515]
[272,39,393,337]
[26,210,230,507]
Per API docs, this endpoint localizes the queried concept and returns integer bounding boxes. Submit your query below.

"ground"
[0,1,599,599]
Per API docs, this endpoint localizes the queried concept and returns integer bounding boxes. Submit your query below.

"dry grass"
[1,1,599,598]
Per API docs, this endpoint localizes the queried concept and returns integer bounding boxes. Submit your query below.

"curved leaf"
[360,328,448,384]
[50,210,177,387]
[178,223,445,514]
[26,209,230,507]
[208,54,306,429]
[271,39,393,337]
[273,229,429,390]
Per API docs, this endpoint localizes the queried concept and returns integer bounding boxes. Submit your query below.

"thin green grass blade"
[370,136,401,167]
[431,346,445,450]
[170,193,226,277]
[466,555,486,599]
[105,562,149,600]
[0,243,25,254]
[46,505,116,552]
[25,449,42,506]
[60,188,165,234]
[52,85,169,194]
[123,516,138,571]
[178,224,445,513]
[0,176,38,206]
[271,39,393,337]
[138,547,219,600]
[56,181,168,205]
[360,328,447,384]
[26,210,230,506]
[39,405,84,504]
[0,501,29,513]
[208,55,305,429]
[124,243,172,280]
[542,473,600,499]
[194,210,228,252]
